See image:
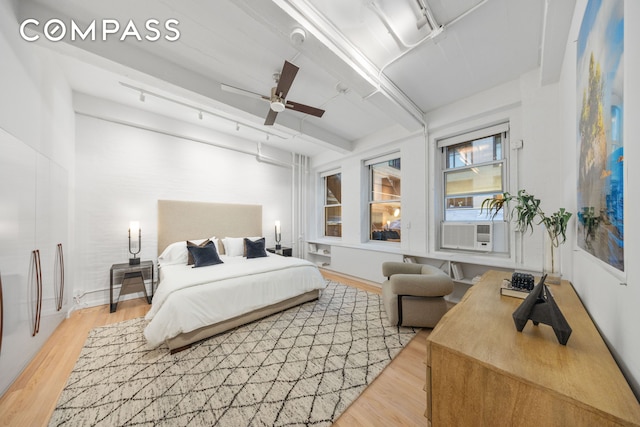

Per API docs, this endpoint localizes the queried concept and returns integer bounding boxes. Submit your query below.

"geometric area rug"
[48,282,417,426]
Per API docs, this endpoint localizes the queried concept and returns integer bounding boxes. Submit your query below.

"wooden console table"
[426,270,640,426]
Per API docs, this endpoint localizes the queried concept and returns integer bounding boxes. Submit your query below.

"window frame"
[438,124,509,223]
[366,154,401,243]
[321,170,342,238]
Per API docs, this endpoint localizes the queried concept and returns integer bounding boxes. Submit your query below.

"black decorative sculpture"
[512,274,572,345]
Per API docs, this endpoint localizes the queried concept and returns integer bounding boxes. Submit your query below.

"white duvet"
[144,253,326,347]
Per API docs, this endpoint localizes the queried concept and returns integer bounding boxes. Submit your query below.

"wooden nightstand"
[110,260,154,313]
[267,247,292,257]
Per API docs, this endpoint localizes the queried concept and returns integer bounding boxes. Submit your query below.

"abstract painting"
[577,0,624,271]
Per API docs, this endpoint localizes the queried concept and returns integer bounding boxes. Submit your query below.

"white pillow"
[222,237,261,257]
[158,237,218,265]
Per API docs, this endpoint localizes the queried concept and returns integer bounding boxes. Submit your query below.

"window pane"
[325,173,341,205]
[446,135,502,169]
[325,206,342,237]
[445,164,503,197]
[442,131,506,225]
[370,202,401,241]
[371,159,401,201]
[445,194,504,221]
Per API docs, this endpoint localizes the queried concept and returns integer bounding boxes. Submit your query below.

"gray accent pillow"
[244,237,267,259]
[187,241,223,267]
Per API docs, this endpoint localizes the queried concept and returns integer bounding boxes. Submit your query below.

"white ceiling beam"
[540,0,577,85]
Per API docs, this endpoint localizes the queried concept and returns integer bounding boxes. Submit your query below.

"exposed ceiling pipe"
[366,0,440,50]
[378,0,488,77]
[415,0,438,30]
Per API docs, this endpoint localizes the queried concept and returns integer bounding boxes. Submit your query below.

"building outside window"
[439,124,508,222]
[323,172,342,237]
[368,156,401,241]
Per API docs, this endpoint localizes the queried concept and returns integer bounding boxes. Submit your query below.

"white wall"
[73,95,297,307]
[562,0,640,396]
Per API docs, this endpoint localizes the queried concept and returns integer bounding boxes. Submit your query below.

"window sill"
[311,240,404,255]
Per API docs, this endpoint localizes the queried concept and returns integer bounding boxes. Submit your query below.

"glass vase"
[543,232,562,284]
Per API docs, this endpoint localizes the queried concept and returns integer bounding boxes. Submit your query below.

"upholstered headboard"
[157,200,262,255]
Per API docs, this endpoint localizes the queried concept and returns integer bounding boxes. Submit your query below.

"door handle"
[32,249,43,336]
[55,243,65,311]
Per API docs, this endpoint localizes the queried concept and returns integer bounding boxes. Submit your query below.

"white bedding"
[144,253,326,347]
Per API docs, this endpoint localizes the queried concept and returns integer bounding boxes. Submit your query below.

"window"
[368,156,401,241]
[440,124,508,221]
[323,172,342,237]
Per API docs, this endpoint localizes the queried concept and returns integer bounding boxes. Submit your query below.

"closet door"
[38,158,68,322]
[51,163,68,312]
[0,129,37,395]
[35,154,52,324]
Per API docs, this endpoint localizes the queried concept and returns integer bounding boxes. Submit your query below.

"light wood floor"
[0,270,429,426]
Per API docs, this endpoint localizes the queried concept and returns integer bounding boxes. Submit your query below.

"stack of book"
[500,280,531,299]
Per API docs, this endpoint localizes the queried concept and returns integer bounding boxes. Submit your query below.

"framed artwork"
[576,0,624,272]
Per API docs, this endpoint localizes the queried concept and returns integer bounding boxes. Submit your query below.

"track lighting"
[119,81,287,142]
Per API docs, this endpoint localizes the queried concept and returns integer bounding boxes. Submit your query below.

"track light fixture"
[119,82,286,141]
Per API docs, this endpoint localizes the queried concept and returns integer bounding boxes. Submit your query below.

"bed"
[144,200,327,352]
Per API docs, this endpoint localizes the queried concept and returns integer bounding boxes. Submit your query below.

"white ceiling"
[17,0,575,157]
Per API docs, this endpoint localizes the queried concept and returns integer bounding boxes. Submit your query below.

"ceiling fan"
[221,60,325,126]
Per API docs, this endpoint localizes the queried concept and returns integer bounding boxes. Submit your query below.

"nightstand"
[110,260,154,313]
[267,247,292,257]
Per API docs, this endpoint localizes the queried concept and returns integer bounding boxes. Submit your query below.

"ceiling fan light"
[270,100,286,112]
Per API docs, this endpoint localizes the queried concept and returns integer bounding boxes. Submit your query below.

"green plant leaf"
[488,189,572,245]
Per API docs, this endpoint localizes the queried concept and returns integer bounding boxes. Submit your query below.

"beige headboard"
[157,200,262,255]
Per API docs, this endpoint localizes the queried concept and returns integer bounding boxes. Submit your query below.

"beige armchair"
[381,262,454,328]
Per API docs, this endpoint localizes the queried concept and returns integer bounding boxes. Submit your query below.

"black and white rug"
[49,282,417,426]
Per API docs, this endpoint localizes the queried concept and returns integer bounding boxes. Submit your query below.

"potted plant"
[481,189,572,284]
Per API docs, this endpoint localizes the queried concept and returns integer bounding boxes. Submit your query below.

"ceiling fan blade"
[286,100,325,118]
[221,84,269,101]
[275,60,299,99]
[264,109,278,126]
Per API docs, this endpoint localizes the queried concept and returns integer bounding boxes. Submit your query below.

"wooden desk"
[426,270,640,426]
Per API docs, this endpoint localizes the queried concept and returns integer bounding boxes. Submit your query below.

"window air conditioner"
[441,222,493,252]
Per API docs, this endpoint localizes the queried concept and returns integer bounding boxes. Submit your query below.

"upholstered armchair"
[381,262,454,328]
